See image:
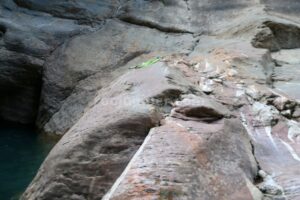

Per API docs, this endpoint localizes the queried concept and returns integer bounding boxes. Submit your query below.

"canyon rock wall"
[0,0,300,199]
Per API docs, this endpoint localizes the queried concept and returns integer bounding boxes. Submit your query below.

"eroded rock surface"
[37,20,195,135]
[1,0,300,200]
[104,117,259,200]
[171,94,230,122]
[22,63,196,199]
[0,0,92,124]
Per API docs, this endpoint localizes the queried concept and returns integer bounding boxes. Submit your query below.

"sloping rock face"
[23,63,197,199]
[37,20,195,135]
[1,0,300,200]
[104,118,259,200]
[1,0,300,128]
[262,0,300,15]
[184,32,300,199]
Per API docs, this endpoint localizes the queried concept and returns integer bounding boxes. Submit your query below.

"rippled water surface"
[0,124,56,200]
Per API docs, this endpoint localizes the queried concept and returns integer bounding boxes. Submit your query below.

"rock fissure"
[184,0,191,11]
[188,37,201,55]
[118,17,193,34]
[250,140,262,182]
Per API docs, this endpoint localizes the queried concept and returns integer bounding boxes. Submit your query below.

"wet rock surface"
[0,0,300,199]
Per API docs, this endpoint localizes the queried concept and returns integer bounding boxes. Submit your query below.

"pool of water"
[0,124,56,200]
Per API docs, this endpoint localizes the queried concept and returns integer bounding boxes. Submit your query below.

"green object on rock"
[133,57,161,69]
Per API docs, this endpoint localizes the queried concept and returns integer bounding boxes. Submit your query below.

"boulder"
[252,102,280,126]
[171,94,230,122]
[257,170,283,196]
[1,0,300,199]
[252,21,300,51]
[22,63,195,199]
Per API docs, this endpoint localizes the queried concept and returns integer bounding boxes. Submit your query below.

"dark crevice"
[184,0,191,11]
[188,37,201,55]
[0,119,35,129]
[113,51,149,69]
[118,16,193,34]
[250,140,263,185]
[175,105,225,121]
[146,89,184,114]
[0,24,7,37]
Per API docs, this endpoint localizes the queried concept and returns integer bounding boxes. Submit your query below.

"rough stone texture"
[171,94,230,122]
[37,20,195,135]
[0,0,92,124]
[22,63,195,200]
[271,49,300,101]
[252,21,300,51]
[185,32,300,199]
[257,170,284,196]
[117,0,257,34]
[0,0,259,125]
[262,0,300,16]
[2,0,300,127]
[13,0,120,24]
[0,0,300,200]
[104,117,259,200]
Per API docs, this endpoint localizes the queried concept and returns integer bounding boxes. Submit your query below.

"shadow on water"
[0,122,57,200]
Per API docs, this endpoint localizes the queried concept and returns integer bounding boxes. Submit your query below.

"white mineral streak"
[265,126,277,149]
[280,139,300,162]
[240,112,255,140]
[288,120,300,143]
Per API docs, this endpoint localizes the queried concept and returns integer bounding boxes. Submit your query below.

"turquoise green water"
[0,124,56,200]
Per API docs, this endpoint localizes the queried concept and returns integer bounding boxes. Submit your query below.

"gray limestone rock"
[1,0,300,200]
[22,63,195,200]
[37,20,196,135]
[0,0,92,124]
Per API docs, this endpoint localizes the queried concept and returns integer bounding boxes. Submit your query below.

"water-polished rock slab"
[104,117,261,200]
